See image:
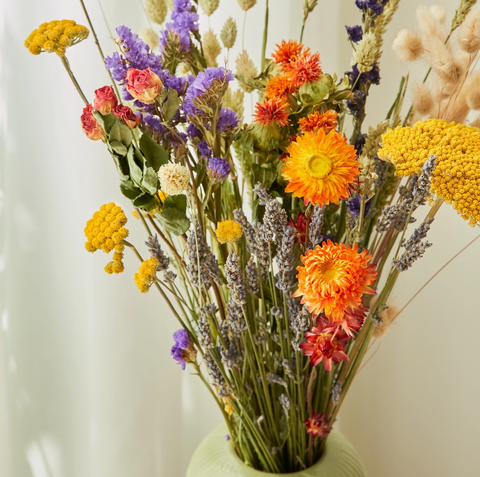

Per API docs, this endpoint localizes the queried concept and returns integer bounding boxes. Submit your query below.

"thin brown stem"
[60,56,88,104]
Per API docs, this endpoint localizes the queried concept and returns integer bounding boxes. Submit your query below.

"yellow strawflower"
[84,203,129,274]
[24,20,89,57]
[216,219,243,244]
[134,258,159,293]
[379,119,480,226]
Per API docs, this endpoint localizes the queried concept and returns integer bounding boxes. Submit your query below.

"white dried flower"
[372,303,400,339]
[139,27,159,50]
[425,36,465,85]
[237,0,257,11]
[236,50,257,92]
[465,71,480,110]
[352,32,377,74]
[158,163,190,195]
[144,0,168,25]
[417,6,448,41]
[199,0,220,16]
[220,17,237,49]
[430,5,446,24]
[203,28,221,67]
[392,29,424,63]
[457,8,480,54]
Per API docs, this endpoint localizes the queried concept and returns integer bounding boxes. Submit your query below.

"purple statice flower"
[207,157,231,182]
[186,122,202,139]
[355,0,389,16]
[160,0,199,53]
[346,195,373,218]
[184,67,235,117]
[217,108,240,132]
[198,141,213,159]
[105,26,162,82]
[225,435,231,441]
[347,61,381,86]
[347,90,366,117]
[143,113,167,136]
[171,329,191,370]
[354,132,367,155]
[346,25,363,43]
[162,69,187,94]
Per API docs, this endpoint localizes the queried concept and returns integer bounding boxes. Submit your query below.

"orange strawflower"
[265,73,297,100]
[299,110,338,133]
[282,129,359,206]
[253,97,289,126]
[287,50,322,86]
[293,240,377,321]
[272,39,304,67]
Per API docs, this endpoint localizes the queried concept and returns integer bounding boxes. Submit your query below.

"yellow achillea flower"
[24,20,89,57]
[134,258,159,293]
[216,219,243,244]
[283,130,359,206]
[378,119,480,226]
[84,203,129,274]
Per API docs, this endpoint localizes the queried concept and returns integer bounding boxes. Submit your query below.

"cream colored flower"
[144,0,168,25]
[158,163,190,195]
[235,50,257,92]
[203,29,221,67]
[351,32,377,74]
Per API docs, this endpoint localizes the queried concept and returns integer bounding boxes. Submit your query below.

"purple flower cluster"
[355,0,389,15]
[160,0,199,53]
[346,25,363,43]
[183,67,235,117]
[171,329,191,370]
[207,157,231,182]
[346,90,366,117]
[198,141,213,159]
[347,61,380,87]
[217,108,240,132]
[346,195,373,218]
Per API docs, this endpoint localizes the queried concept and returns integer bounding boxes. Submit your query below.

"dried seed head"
[417,5,448,41]
[220,17,237,49]
[466,71,480,110]
[139,27,159,50]
[223,88,245,122]
[412,81,434,117]
[425,36,465,85]
[199,0,220,16]
[203,28,222,67]
[372,304,400,339]
[144,0,168,25]
[392,29,424,63]
[237,0,257,11]
[457,8,480,54]
[236,50,258,92]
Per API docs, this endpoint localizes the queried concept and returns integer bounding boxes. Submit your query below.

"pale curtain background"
[1,1,479,476]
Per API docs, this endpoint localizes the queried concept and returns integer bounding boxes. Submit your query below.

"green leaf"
[92,111,117,134]
[155,208,190,236]
[142,167,160,195]
[120,180,143,200]
[162,88,180,123]
[126,145,144,186]
[109,140,127,156]
[253,163,277,190]
[162,194,187,213]
[133,193,157,211]
[109,120,133,146]
[139,130,169,171]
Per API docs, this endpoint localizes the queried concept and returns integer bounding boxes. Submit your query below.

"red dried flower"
[253,97,290,127]
[303,412,330,438]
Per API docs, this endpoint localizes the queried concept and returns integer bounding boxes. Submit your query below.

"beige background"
[1,1,479,476]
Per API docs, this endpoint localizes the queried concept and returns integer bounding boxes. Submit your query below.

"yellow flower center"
[319,261,339,282]
[306,153,333,179]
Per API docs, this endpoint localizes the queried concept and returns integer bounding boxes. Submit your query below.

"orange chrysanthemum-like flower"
[293,240,377,321]
[265,73,297,100]
[299,110,338,133]
[283,129,359,206]
[272,39,304,67]
[287,50,322,86]
[253,97,289,126]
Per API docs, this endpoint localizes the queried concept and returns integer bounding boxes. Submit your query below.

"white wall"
[1,1,479,477]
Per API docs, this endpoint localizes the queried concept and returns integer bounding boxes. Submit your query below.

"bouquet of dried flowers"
[25,0,480,472]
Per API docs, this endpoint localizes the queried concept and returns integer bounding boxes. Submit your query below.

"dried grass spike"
[237,0,257,11]
[426,37,465,85]
[457,8,480,54]
[412,81,434,117]
[144,0,168,25]
[417,5,448,41]
[430,5,446,24]
[373,304,400,339]
[203,28,221,67]
[236,50,257,93]
[221,17,237,49]
[392,29,424,62]
[139,27,159,51]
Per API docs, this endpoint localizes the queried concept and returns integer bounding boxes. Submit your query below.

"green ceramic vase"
[186,425,366,477]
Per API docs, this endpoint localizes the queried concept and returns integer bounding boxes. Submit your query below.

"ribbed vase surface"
[186,425,366,477]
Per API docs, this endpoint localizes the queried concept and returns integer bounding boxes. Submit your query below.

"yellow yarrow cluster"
[24,20,89,57]
[216,219,243,244]
[84,203,129,274]
[134,258,159,293]
[379,119,480,226]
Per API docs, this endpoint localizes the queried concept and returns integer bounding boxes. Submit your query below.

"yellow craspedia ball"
[24,20,89,57]
[378,118,480,226]
[84,202,128,273]
[216,219,243,244]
